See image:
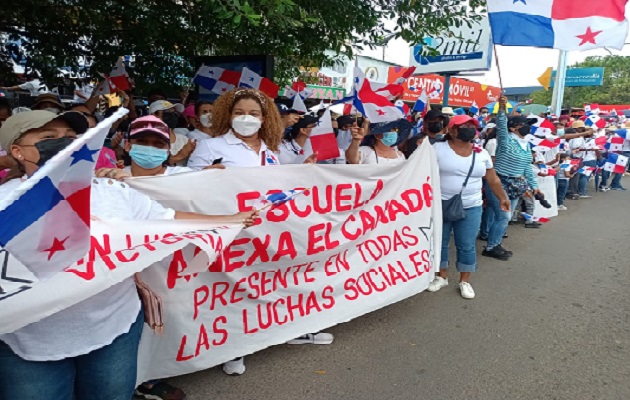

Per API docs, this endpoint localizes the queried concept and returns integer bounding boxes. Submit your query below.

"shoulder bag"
[442,151,476,222]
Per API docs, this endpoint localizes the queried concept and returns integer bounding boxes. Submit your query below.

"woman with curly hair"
[187,88,284,169]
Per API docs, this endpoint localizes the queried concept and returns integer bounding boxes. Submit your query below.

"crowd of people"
[0,78,628,400]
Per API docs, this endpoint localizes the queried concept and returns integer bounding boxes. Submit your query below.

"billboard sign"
[550,67,605,87]
[409,17,493,74]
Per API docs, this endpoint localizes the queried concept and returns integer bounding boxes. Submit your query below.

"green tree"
[530,55,630,108]
[1,0,484,92]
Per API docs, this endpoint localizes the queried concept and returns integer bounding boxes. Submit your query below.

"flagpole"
[551,50,568,115]
[493,45,504,91]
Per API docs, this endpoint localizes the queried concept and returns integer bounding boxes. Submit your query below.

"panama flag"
[525,134,561,151]
[521,213,550,223]
[108,58,130,91]
[606,135,625,151]
[238,67,280,98]
[412,89,429,115]
[352,67,404,123]
[395,100,410,116]
[530,115,557,136]
[604,153,629,174]
[375,66,416,99]
[578,166,597,176]
[615,129,628,139]
[94,73,117,96]
[254,189,308,210]
[469,101,479,116]
[310,108,340,161]
[585,114,606,129]
[487,0,629,50]
[283,86,312,114]
[194,65,241,95]
[0,108,128,280]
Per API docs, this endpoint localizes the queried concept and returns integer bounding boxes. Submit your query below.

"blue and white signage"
[409,17,493,74]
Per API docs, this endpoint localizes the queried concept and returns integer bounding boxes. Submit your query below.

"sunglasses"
[130,120,169,134]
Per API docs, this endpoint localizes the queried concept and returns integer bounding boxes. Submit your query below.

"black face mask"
[457,127,477,142]
[33,137,75,167]
[518,125,530,136]
[161,113,178,129]
[427,121,444,134]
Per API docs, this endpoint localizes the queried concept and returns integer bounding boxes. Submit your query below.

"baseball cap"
[32,93,64,110]
[448,115,480,128]
[128,115,170,142]
[291,114,319,132]
[558,115,571,122]
[508,115,538,129]
[424,108,446,121]
[148,100,184,115]
[0,110,89,150]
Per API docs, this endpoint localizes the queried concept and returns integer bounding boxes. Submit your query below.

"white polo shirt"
[187,130,280,169]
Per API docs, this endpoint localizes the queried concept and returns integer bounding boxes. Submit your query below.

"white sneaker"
[287,332,334,345]
[427,276,448,292]
[579,194,592,199]
[557,205,568,211]
[223,357,246,375]
[459,282,475,299]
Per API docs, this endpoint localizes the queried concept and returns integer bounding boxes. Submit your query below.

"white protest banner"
[127,141,442,383]
[0,220,243,334]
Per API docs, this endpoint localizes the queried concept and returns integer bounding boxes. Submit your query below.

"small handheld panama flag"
[374,66,416,99]
[310,108,341,161]
[352,67,404,123]
[254,189,308,210]
[525,135,561,151]
[0,108,129,280]
[521,213,550,224]
[412,89,429,115]
[606,135,625,152]
[194,65,240,94]
[238,67,280,98]
[108,58,130,91]
[603,153,629,174]
[469,101,479,116]
[585,115,606,129]
[578,166,596,176]
[529,115,556,136]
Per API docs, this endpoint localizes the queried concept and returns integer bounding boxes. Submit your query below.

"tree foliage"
[1,0,483,92]
[530,55,630,108]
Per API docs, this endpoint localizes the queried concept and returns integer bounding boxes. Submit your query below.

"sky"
[361,5,630,89]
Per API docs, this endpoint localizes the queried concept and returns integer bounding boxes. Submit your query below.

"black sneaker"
[482,246,511,260]
[495,244,513,256]
[135,382,186,400]
[525,222,541,228]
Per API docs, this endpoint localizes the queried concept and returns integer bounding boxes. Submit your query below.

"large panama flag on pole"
[487,0,629,50]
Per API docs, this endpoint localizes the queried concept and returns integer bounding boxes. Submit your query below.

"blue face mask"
[129,144,168,169]
[380,132,398,147]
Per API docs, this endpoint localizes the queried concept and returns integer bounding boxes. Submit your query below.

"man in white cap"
[148,100,184,130]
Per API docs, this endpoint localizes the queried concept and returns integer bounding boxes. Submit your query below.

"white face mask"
[199,114,212,128]
[44,107,61,114]
[232,115,262,137]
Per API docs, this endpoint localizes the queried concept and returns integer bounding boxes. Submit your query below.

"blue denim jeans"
[557,179,569,206]
[578,159,597,195]
[0,310,143,400]
[480,205,495,238]
[441,205,483,273]
[485,179,519,249]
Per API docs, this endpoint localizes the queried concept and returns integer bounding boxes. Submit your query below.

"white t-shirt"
[19,79,49,96]
[485,138,497,157]
[570,137,597,161]
[622,138,630,152]
[169,133,191,166]
[187,130,280,169]
[434,142,493,209]
[185,129,212,142]
[0,178,175,361]
[357,146,406,165]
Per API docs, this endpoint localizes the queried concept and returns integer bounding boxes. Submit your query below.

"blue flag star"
[70,144,100,166]
[513,0,526,3]
[249,76,255,82]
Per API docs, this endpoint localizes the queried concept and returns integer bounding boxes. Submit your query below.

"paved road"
[170,189,630,400]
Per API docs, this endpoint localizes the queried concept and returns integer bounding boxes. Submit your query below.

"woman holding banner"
[0,110,257,400]
[428,114,510,299]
